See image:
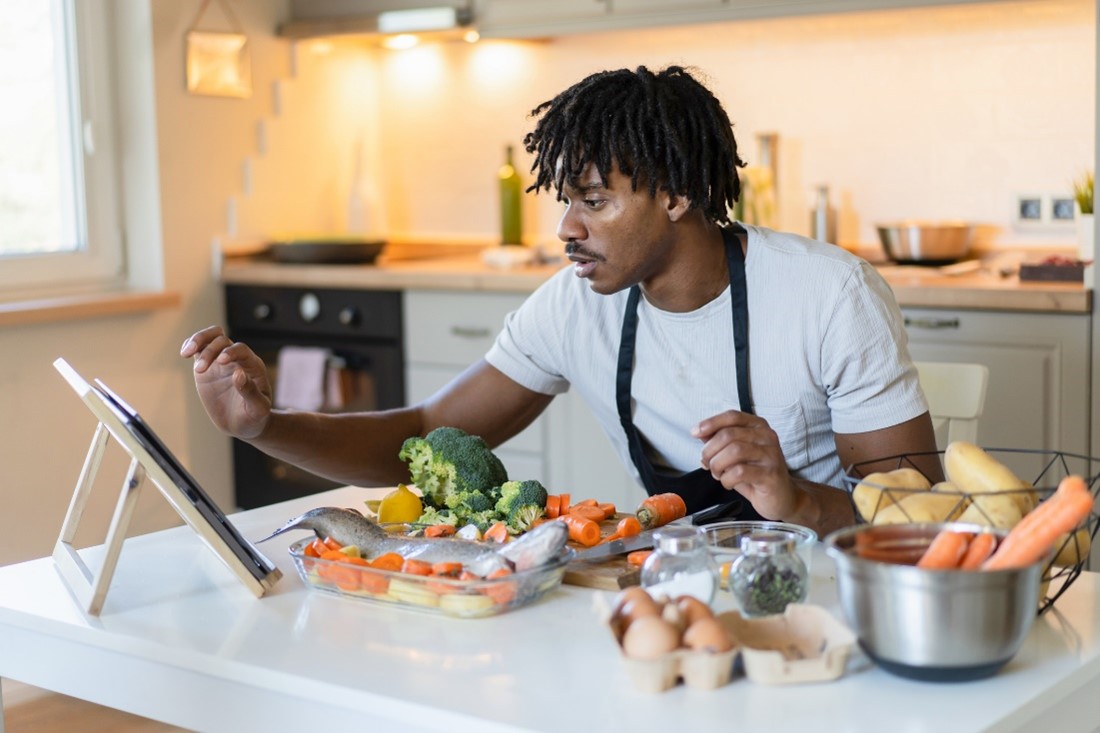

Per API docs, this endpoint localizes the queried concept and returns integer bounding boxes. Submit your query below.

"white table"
[2,486,1099,733]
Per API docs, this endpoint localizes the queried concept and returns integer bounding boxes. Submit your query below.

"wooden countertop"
[220,248,1093,314]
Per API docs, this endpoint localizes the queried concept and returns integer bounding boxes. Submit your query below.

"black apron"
[615,223,765,522]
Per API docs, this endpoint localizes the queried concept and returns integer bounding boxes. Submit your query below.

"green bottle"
[498,145,523,246]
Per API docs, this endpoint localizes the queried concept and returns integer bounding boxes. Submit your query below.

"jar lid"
[653,525,705,553]
[739,534,798,555]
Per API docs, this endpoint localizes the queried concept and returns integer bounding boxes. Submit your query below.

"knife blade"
[571,499,744,563]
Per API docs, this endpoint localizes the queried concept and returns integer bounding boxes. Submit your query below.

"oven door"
[231,335,405,509]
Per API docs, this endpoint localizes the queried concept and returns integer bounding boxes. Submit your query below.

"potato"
[872,491,967,525]
[1051,527,1093,567]
[944,441,1037,515]
[955,494,1023,530]
[853,468,932,522]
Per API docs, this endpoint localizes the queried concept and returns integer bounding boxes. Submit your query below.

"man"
[181,65,936,537]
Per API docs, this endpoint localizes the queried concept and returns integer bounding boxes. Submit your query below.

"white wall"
[319,0,1093,251]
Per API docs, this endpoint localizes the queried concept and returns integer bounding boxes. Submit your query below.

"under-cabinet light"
[378,7,459,34]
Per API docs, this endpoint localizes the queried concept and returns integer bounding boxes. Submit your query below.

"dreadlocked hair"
[523,65,745,226]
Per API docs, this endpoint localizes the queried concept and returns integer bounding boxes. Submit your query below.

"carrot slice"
[484,521,510,543]
[431,562,464,577]
[598,503,617,520]
[568,505,607,523]
[627,550,653,567]
[559,493,572,516]
[424,524,456,538]
[598,515,643,545]
[401,558,433,576]
[370,552,404,572]
[560,514,600,547]
[481,567,517,605]
[575,498,599,508]
[545,494,561,519]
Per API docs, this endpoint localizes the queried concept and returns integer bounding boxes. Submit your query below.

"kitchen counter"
[1,485,1098,733]
[220,249,1092,314]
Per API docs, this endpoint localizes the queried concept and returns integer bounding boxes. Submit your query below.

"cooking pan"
[269,238,386,264]
[876,221,973,265]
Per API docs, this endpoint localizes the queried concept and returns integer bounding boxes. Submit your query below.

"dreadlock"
[523,65,745,226]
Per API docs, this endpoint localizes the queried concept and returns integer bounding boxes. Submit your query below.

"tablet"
[54,358,281,593]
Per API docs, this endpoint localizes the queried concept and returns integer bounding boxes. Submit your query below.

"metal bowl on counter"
[876,221,974,265]
[824,522,1044,682]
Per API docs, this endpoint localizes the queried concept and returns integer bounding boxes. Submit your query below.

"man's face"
[557,163,677,295]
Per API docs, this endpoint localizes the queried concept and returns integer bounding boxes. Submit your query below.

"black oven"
[224,284,405,509]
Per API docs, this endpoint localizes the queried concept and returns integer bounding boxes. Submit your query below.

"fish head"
[497,520,569,572]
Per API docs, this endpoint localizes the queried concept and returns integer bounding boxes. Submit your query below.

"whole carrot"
[983,475,1095,571]
[917,530,973,569]
[957,532,998,570]
[636,493,688,530]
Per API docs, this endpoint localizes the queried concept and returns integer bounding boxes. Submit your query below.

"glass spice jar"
[729,534,809,617]
[640,525,719,604]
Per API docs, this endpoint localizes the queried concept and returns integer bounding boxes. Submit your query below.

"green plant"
[1073,171,1094,215]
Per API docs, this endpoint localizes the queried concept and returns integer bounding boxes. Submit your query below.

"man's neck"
[640,223,736,312]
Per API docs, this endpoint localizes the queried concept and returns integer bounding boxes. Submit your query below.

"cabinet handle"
[450,326,492,339]
[904,317,961,330]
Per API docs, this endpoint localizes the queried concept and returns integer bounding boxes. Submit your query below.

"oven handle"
[450,326,493,339]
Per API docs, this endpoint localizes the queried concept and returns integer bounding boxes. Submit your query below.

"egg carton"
[611,603,856,693]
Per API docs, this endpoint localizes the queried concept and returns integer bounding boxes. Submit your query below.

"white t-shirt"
[485,224,928,490]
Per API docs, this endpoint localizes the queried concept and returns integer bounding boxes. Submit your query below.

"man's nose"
[556,204,584,243]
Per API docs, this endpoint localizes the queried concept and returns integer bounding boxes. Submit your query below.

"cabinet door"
[902,308,1091,484]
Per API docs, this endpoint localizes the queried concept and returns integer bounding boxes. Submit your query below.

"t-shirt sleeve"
[485,269,572,397]
[822,261,928,434]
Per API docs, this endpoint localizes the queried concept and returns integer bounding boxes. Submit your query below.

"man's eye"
[584,198,605,209]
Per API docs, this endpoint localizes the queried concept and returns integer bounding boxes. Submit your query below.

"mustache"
[565,241,601,260]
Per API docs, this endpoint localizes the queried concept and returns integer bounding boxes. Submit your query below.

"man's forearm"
[249,407,424,488]
[783,479,857,539]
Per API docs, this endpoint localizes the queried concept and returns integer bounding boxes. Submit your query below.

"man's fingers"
[180,326,227,358]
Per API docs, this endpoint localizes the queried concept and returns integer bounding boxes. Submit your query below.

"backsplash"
[235,0,1095,252]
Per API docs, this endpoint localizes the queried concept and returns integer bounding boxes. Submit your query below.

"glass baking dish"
[288,538,574,618]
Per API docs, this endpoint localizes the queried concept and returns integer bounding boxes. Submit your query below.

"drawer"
[404,290,527,367]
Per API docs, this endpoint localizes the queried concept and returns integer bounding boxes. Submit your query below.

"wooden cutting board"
[561,514,646,591]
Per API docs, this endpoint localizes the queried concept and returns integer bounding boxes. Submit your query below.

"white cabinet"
[901,307,1092,484]
[474,0,1013,39]
[403,289,642,509]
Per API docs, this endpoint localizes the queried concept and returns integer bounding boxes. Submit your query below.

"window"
[0,0,123,296]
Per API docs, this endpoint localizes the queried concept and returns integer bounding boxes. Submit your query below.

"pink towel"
[274,346,330,411]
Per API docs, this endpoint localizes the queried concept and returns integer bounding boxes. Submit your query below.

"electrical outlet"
[1015,194,1044,224]
[1051,196,1076,223]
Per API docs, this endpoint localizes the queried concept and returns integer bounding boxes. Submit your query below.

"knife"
[572,499,744,563]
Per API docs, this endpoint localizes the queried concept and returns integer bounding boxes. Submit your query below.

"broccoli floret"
[463,509,501,533]
[508,504,545,534]
[444,489,495,514]
[415,506,457,527]
[398,426,508,509]
[495,479,549,534]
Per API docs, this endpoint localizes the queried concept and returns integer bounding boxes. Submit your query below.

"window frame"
[0,0,125,297]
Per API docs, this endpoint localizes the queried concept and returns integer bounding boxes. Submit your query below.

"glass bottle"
[729,534,809,618]
[640,525,718,604]
[498,145,523,246]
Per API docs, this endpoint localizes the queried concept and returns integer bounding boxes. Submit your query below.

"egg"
[675,595,715,627]
[682,617,735,653]
[622,615,682,660]
[616,586,662,627]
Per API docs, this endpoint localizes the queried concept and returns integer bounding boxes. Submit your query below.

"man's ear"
[665,193,692,222]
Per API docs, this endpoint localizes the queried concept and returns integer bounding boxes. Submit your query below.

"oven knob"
[252,303,273,321]
[298,292,321,322]
[338,307,360,327]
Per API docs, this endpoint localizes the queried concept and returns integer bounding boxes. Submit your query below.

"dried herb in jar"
[730,535,809,617]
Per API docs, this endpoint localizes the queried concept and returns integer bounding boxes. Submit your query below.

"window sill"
[0,289,181,327]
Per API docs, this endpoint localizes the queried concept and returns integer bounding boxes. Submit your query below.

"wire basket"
[842,448,1100,615]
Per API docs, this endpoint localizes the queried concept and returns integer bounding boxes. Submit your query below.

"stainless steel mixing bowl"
[876,221,974,264]
[824,522,1043,681]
